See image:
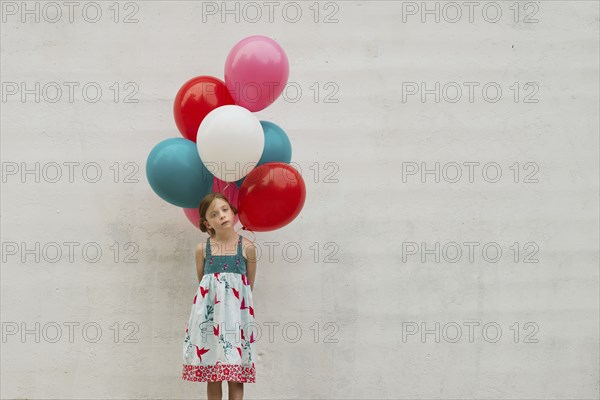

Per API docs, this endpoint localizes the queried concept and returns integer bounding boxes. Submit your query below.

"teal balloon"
[146,137,214,208]
[235,120,292,188]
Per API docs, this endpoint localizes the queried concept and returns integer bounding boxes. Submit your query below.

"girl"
[182,193,257,400]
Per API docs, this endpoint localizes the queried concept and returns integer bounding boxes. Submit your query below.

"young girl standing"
[182,193,257,400]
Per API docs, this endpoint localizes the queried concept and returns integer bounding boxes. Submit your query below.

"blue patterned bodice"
[203,235,247,275]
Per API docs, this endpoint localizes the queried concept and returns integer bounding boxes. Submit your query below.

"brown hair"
[197,193,238,237]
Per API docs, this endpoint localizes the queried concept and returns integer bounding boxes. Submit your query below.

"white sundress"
[182,234,256,383]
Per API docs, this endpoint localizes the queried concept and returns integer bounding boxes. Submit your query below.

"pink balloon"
[212,177,240,225]
[183,207,201,229]
[183,178,241,230]
[224,35,289,112]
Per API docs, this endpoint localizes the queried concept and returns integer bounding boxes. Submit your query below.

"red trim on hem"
[182,364,256,383]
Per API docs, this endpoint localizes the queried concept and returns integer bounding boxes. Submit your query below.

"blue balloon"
[235,120,292,188]
[146,137,214,208]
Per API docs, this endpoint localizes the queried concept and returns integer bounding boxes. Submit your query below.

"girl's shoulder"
[240,236,257,260]
[196,239,208,258]
[240,235,255,248]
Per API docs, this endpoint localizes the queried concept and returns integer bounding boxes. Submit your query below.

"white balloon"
[196,105,264,182]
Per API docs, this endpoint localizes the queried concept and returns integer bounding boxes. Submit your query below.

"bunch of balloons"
[146,35,306,232]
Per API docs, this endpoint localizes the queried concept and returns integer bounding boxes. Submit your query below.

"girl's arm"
[195,242,205,284]
[246,242,257,291]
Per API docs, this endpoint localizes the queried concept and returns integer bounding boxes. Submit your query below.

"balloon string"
[238,225,256,243]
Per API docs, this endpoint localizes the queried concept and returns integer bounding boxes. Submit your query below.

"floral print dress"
[182,235,256,383]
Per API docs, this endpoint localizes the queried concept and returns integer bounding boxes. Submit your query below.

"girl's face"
[204,198,234,233]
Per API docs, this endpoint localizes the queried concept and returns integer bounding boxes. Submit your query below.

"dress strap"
[206,237,211,257]
[237,235,242,256]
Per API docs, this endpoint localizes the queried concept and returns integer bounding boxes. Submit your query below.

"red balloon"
[173,76,235,142]
[238,163,306,232]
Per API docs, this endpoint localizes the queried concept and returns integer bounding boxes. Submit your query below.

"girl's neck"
[211,231,238,243]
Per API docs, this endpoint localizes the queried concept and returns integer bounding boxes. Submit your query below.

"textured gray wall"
[1,1,598,399]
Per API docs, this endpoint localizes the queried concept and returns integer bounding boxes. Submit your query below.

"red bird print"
[232,287,239,299]
[249,331,255,343]
[194,345,210,362]
[240,298,248,310]
[213,272,220,282]
[193,294,197,304]
[241,275,248,286]
[186,325,189,334]
[214,293,221,305]
[240,328,245,340]
[236,347,242,358]
[213,324,219,336]
[249,306,255,317]
[200,286,209,298]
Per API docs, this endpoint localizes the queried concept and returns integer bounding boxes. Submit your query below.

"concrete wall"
[1,1,598,399]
